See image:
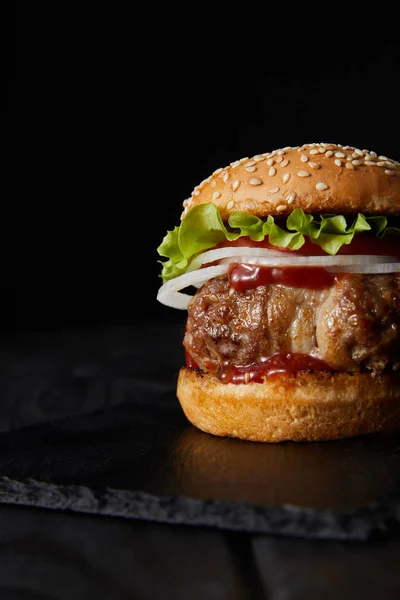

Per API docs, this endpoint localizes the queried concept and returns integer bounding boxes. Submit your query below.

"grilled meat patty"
[184,273,400,373]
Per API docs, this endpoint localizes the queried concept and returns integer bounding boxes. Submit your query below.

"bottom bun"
[177,367,400,442]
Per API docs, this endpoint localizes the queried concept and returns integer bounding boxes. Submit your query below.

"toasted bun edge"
[177,367,400,442]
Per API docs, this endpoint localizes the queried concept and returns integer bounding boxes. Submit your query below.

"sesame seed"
[316,182,329,191]
[245,166,257,172]
[318,147,326,153]
[364,160,376,166]
[222,172,229,182]
[297,170,310,177]
[269,186,280,193]
[280,159,289,167]
[249,177,263,185]
[245,160,256,167]
[277,150,285,155]
[385,169,395,175]
[310,149,319,155]
[230,160,241,168]
[276,204,287,212]
[239,157,249,163]
[268,167,276,177]
[309,161,320,169]
[266,158,274,166]
[352,160,362,166]
[232,180,241,191]
[227,200,234,209]
[210,180,216,188]
[254,155,265,162]
[334,159,342,167]
[335,152,346,158]
[286,192,296,204]
[193,190,201,196]
[379,155,388,161]
[377,161,386,167]
[213,167,223,175]
[212,191,221,199]
[354,149,364,156]
[282,172,291,183]
[300,154,309,162]
[345,162,354,170]
[276,156,283,163]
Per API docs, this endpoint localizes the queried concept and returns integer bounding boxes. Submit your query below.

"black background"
[5,12,400,331]
[3,15,400,597]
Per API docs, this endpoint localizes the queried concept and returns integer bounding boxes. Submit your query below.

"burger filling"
[157,203,400,383]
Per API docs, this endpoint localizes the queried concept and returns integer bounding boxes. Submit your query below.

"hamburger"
[157,142,400,442]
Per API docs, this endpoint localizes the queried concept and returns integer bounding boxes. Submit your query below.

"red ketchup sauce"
[185,351,330,384]
[228,263,336,290]
[218,354,330,383]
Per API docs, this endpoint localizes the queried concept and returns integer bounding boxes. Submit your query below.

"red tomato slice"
[218,235,400,257]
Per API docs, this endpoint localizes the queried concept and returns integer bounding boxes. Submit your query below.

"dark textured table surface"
[1,317,400,599]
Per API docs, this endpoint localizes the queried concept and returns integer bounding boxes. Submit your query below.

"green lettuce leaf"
[157,203,400,282]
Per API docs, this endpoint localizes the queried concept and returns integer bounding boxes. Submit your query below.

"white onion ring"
[187,247,289,271]
[327,263,400,274]
[157,264,228,309]
[188,246,397,270]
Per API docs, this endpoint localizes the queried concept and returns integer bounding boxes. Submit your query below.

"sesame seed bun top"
[181,143,400,221]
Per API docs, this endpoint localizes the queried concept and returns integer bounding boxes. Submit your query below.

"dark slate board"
[0,396,399,542]
[1,321,400,542]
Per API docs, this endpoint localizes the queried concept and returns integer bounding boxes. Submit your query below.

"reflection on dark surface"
[0,397,400,513]
[165,425,400,512]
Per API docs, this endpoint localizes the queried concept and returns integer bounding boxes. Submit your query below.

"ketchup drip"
[228,263,336,291]
[216,353,330,383]
[185,351,330,384]
[185,349,199,369]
